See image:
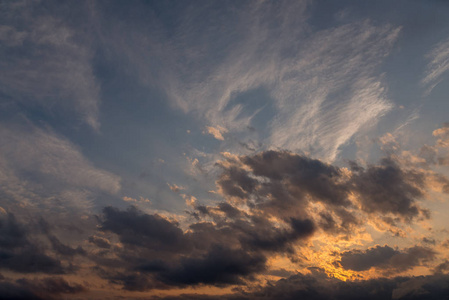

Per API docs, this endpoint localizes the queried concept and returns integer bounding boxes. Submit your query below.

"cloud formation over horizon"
[1,1,449,299]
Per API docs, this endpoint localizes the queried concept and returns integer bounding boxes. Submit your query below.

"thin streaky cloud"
[422,37,449,96]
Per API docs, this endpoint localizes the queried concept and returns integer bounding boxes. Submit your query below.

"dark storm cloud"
[241,150,349,207]
[107,272,159,291]
[216,151,432,227]
[100,206,187,252]
[106,246,266,290]
[89,150,445,291]
[47,235,86,257]
[0,213,77,275]
[240,217,315,252]
[95,205,316,290]
[217,166,258,199]
[215,151,357,234]
[190,202,316,252]
[349,158,427,220]
[0,277,85,300]
[0,281,44,300]
[152,273,449,300]
[336,245,436,273]
[0,249,65,274]
[158,246,266,286]
[16,277,85,296]
[0,213,29,249]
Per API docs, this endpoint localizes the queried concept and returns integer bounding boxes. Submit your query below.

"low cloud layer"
[1,146,448,298]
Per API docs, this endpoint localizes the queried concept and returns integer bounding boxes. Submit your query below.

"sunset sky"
[1,1,449,299]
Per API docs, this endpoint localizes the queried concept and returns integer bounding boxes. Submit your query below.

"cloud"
[1,147,447,294]
[0,212,82,275]
[103,1,398,160]
[349,158,427,221]
[433,260,449,275]
[151,273,449,300]
[0,121,121,211]
[0,213,29,250]
[93,200,316,290]
[99,206,187,252]
[84,148,449,292]
[156,245,266,286]
[88,235,111,249]
[216,150,430,229]
[46,234,86,257]
[0,1,101,129]
[335,245,436,274]
[167,184,185,193]
[0,214,65,274]
[122,196,151,204]
[422,37,449,95]
[204,126,228,141]
[0,277,85,300]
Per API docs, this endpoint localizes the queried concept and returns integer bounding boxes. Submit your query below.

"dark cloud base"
[1,150,449,299]
[154,273,449,300]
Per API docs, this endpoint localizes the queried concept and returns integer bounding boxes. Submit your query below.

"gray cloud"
[349,158,427,221]
[151,273,449,300]
[88,235,111,249]
[95,204,316,290]
[0,212,80,275]
[0,1,101,129]
[100,206,188,253]
[0,277,85,300]
[216,151,432,228]
[336,245,436,274]
[0,121,121,212]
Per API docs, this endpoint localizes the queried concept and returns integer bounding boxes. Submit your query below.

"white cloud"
[204,126,228,141]
[103,2,399,161]
[422,37,449,95]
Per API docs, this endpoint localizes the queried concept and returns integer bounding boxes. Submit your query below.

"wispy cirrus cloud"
[422,37,449,95]
[0,1,101,129]
[106,2,399,160]
[0,120,120,211]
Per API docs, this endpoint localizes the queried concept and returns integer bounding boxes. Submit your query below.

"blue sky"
[1,1,449,299]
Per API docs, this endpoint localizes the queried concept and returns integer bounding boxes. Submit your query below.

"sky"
[1,0,449,299]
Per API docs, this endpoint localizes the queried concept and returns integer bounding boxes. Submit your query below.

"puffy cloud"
[167,184,185,193]
[83,148,449,292]
[0,212,84,275]
[216,150,431,231]
[1,147,448,294]
[349,158,427,221]
[155,246,266,286]
[92,203,315,290]
[92,200,317,290]
[204,126,228,141]
[336,245,436,274]
[100,206,187,253]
